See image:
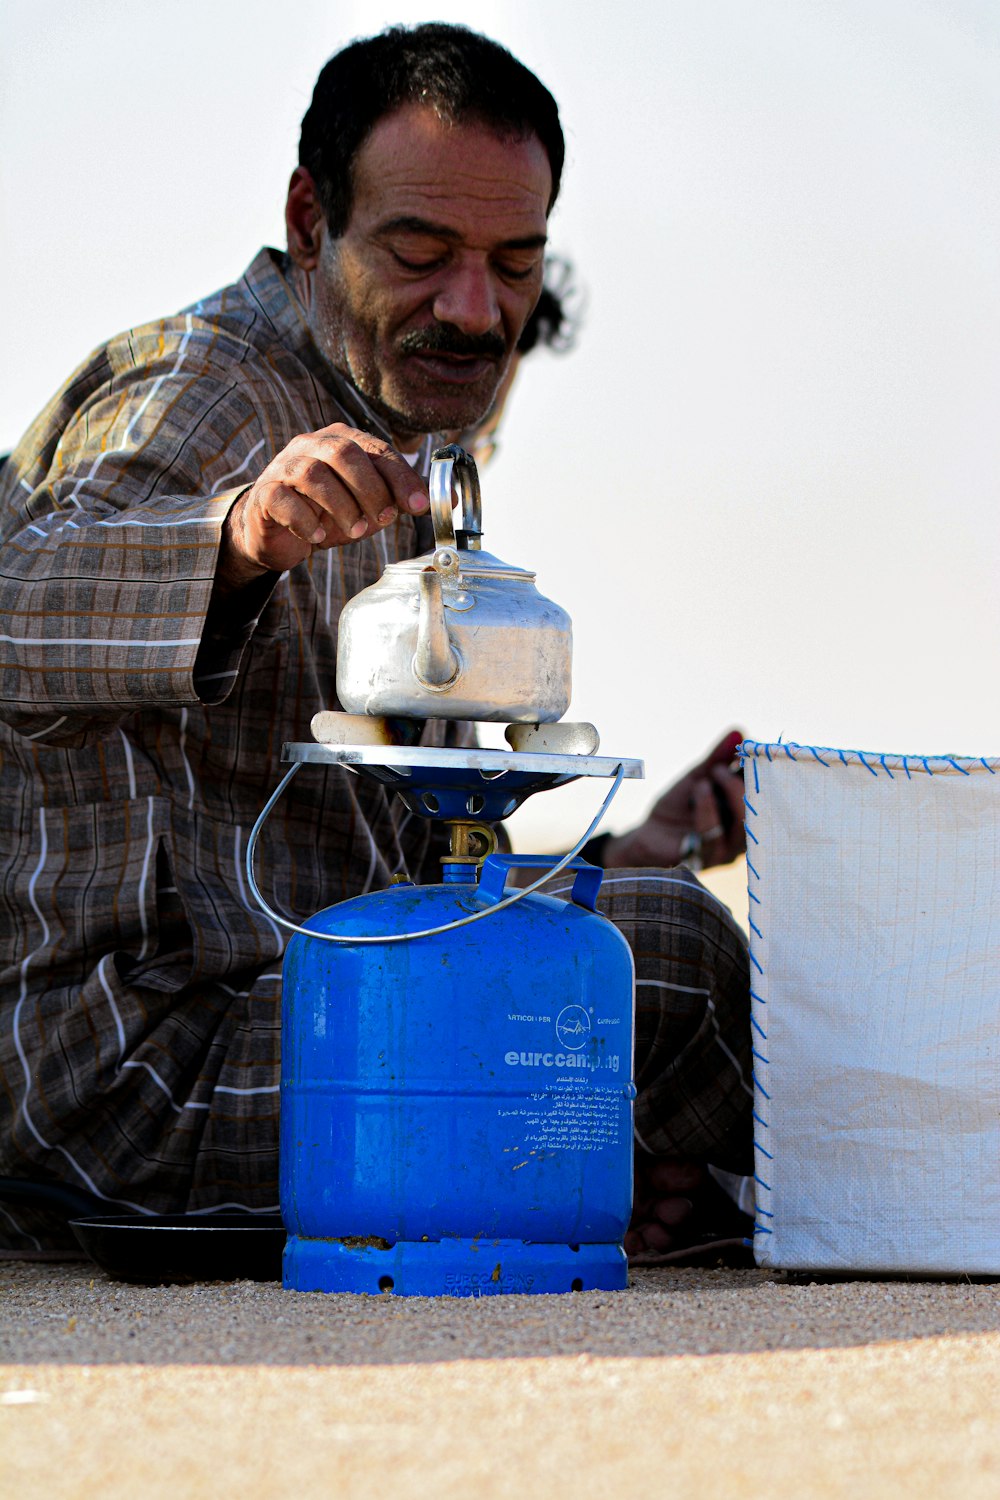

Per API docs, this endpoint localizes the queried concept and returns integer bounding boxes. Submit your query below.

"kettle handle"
[429,444,483,552]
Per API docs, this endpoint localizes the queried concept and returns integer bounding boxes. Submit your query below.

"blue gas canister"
[280,853,635,1296]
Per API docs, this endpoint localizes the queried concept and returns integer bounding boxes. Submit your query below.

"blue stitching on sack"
[742,742,999,775]
[742,765,772,1254]
[756,1206,774,1219]
[754,1224,773,1235]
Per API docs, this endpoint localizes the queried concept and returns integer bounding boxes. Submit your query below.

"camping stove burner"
[281,741,644,822]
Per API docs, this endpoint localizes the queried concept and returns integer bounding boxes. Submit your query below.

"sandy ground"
[0,854,982,1495]
[2,1259,999,1499]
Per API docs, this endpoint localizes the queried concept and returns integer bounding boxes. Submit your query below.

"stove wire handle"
[245,762,626,946]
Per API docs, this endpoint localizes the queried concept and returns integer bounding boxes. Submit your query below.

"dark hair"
[517,257,582,355]
[299,23,564,237]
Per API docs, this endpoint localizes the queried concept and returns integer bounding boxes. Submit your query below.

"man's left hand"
[602,729,746,871]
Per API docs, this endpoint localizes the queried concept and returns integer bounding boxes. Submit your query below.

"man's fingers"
[307,426,430,518]
[635,1221,675,1252]
[275,449,392,539]
[258,483,335,545]
[683,770,744,865]
[223,424,433,582]
[259,426,429,550]
[623,1227,646,1257]
[689,778,722,838]
[711,763,746,832]
[693,728,745,777]
[650,1196,694,1229]
[369,449,430,516]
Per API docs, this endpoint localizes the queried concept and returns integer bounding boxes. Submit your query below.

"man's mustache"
[398,326,507,360]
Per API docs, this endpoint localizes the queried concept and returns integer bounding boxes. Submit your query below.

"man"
[0,24,750,1258]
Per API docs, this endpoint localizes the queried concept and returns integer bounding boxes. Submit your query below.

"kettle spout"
[414,569,461,689]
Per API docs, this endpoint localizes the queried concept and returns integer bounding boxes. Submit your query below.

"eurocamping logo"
[555,1005,591,1051]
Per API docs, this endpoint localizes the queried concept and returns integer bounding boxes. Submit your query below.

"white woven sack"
[743,741,1000,1274]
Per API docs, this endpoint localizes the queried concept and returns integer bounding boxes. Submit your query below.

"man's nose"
[432,263,501,335]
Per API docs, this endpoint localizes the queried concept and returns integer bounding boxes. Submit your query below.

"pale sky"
[2,0,997,849]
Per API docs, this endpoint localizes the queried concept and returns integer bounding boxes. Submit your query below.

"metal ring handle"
[429,444,482,552]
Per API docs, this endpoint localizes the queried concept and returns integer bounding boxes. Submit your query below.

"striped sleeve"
[0,331,271,745]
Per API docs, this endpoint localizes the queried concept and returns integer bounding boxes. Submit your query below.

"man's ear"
[286,167,326,270]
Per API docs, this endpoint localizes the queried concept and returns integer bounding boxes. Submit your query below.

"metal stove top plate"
[281,744,643,823]
[281,743,645,780]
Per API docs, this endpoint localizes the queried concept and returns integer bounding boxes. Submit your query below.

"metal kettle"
[335,446,572,724]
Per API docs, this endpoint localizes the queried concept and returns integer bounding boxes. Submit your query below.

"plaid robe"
[0,250,751,1254]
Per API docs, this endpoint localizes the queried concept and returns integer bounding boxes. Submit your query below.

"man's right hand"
[217,423,430,593]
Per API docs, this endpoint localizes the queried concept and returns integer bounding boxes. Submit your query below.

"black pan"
[0,1176,284,1284]
[68,1214,286,1284]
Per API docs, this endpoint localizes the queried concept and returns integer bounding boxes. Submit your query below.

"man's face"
[306,104,552,440]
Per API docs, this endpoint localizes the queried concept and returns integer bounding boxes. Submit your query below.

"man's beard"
[305,250,511,438]
[360,325,509,438]
[315,296,509,436]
